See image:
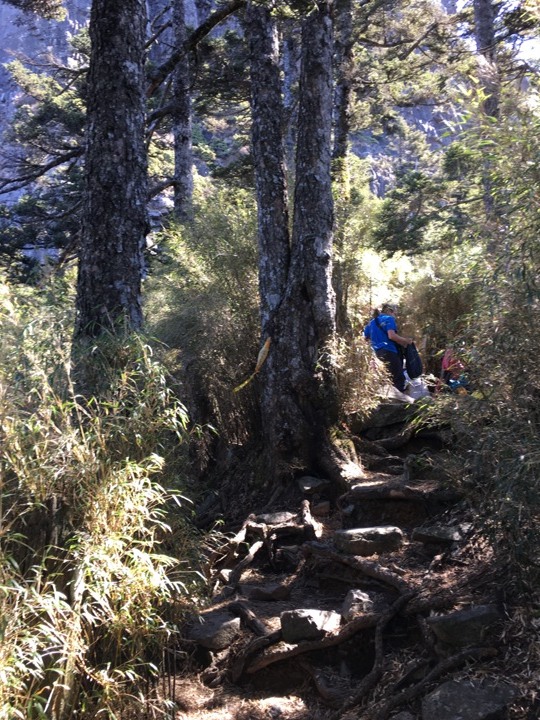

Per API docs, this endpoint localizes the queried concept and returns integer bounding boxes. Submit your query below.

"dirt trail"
[155,400,536,720]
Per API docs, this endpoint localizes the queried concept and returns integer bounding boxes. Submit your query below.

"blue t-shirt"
[363,314,399,354]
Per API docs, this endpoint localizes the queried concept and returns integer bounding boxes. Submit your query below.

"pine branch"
[0,148,83,195]
[147,0,247,97]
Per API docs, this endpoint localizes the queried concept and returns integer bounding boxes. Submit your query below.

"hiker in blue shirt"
[363,303,413,392]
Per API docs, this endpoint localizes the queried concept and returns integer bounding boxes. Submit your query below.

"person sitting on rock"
[363,303,413,392]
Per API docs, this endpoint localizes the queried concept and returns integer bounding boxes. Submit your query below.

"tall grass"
[0,276,200,718]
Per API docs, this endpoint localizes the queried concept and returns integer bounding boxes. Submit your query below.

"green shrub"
[146,179,260,449]
[421,91,540,594]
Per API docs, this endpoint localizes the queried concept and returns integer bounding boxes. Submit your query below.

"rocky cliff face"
[0,0,203,139]
[0,1,89,125]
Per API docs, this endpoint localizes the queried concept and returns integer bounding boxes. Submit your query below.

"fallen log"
[228,601,268,637]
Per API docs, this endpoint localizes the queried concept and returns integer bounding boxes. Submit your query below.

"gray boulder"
[281,609,341,643]
[427,605,501,647]
[242,581,291,601]
[334,526,404,556]
[412,525,462,544]
[297,476,332,494]
[342,589,375,621]
[185,611,241,650]
[350,402,417,432]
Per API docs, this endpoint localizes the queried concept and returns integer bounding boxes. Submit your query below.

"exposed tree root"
[351,435,397,458]
[316,437,366,491]
[303,542,412,593]
[300,499,324,539]
[221,539,265,597]
[245,612,381,674]
[339,482,460,504]
[368,646,499,720]
[344,593,415,709]
[376,425,416,450]
[212,509,327,597]
[297,658,345,706]
[230,631,282,683]
[330,592,416,718]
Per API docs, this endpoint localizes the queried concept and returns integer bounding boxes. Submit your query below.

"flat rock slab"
[427,604,501,647]
[412,525,462,544]
[281,609,341,643]
[255,511,297,525]
[350,401,418,432]
[422,679,517,720]
[241,581,291,601]
[185,611,241,650]
[334,526,404,556]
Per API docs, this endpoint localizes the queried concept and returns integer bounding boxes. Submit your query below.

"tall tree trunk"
[291,1,335,357]
[332,0,353,165]
[76,0,148,336]
[172,0,194,219]
[473,0,499,118]
[246,1,290,333]
[252,0,362,485]
[332,0,353,333]
[281,19,300,176]
[473,0,499,222]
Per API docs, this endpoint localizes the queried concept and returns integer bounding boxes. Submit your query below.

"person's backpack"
[404,342,423,379]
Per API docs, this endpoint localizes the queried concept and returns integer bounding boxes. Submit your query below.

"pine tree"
[75,0,148,336]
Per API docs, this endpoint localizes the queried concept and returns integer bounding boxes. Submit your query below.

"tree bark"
[473,0,499,118]
[281,19,300,176]
[252,1,357,482]
[245,1,290,332]
[332,0,353,164]
[473,0,499,222]
[76,0,148,336]
[290,0,336,370]
[195,0,214,22]
[331,0,354,333]
[172,0,194,220]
